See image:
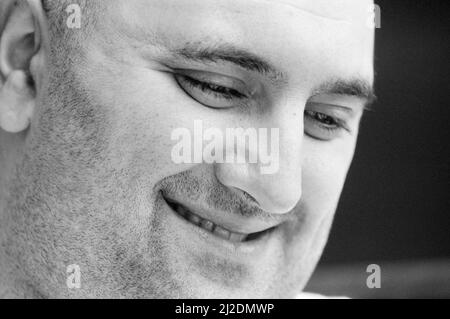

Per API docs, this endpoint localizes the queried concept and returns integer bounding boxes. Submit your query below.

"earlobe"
[0,70,34,133]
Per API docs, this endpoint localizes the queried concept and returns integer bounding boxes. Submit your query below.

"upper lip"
[162,193,287,236]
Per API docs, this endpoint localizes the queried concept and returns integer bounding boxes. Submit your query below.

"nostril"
[242,191,259,206]
[232,187,260,207]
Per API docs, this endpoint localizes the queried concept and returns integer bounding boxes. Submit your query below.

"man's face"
[4,0,374,298]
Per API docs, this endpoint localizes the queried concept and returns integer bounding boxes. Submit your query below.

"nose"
[215,110,303,215]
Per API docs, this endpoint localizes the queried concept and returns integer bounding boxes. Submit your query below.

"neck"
[0,264,44,299]
[0,205,21,298]
[0,238,23,298]
[0,220,45,299]
[0,133,40,299]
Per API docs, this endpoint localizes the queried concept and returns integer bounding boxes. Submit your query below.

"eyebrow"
[169,43,376,104]
[311,79,377,107]
[171,42,285,82]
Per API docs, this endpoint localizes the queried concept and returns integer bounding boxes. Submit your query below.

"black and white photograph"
[0,0,448,302]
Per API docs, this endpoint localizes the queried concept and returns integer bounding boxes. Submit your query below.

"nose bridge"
[215,106,303,215]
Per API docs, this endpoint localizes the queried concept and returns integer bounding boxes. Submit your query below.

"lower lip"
[159,193,280,257]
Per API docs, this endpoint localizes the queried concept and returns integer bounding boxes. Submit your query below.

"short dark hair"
[41,0,103,68]
[42,0,99,44]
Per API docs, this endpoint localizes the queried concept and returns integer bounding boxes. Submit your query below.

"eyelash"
[304,110,350,137]
[177,75,349,139]
[305,110,341,128]
[178,75,247,100]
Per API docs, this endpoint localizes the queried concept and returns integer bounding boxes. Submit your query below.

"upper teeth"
[173,204,248,242]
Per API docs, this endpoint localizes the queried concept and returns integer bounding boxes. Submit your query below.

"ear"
[0,0,47,133]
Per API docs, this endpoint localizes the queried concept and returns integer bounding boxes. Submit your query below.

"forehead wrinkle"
[247,0,351,23]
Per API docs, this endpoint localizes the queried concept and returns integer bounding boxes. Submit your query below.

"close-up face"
[0,0,375,298]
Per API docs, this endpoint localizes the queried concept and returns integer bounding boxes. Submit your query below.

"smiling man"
[0,0,375,298]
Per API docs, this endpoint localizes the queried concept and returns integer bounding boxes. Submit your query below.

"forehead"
[97,0,374,85]
[262,0,373,20]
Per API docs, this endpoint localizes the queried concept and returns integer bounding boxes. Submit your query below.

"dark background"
[308,1,449,298]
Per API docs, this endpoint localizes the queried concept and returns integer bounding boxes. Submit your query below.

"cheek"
[78,62,183,185]
[302,138,356,215]
[93,65,234,187]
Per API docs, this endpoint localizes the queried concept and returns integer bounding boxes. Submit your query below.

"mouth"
[163,195,275,243]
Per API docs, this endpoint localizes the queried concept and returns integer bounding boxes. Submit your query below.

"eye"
[304,109,350,141]
[175,73,248,109]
